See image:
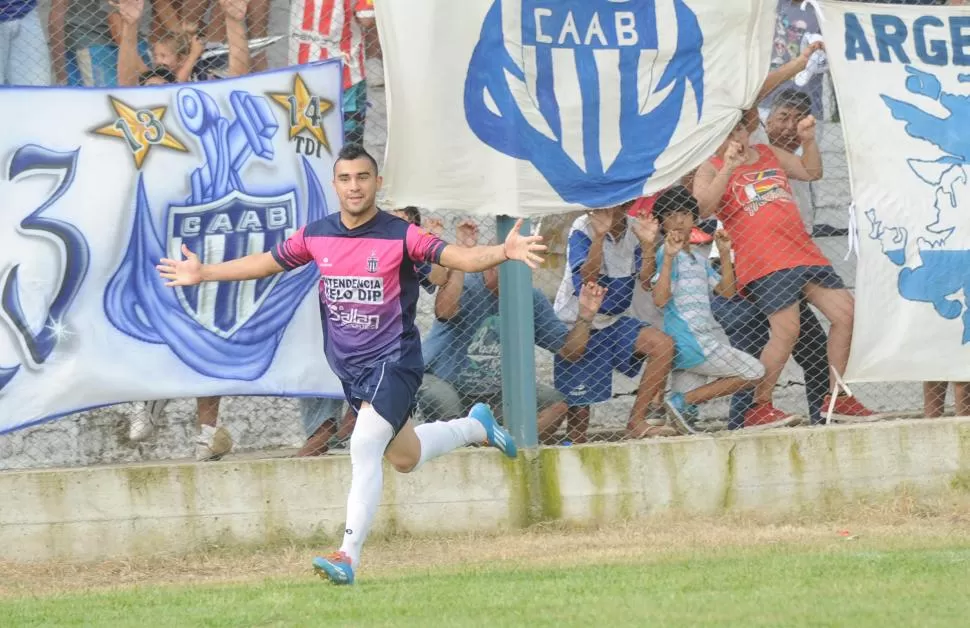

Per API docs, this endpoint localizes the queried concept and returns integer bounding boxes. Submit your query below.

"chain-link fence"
[0,0,950,470]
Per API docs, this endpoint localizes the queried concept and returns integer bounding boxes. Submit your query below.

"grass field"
[4,500,970,627]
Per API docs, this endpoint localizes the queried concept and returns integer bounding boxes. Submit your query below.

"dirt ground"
[3,490,970,600]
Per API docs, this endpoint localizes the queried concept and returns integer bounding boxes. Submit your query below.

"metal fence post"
[496,215,539,449]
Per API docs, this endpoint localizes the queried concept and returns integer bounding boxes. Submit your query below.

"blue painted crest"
[464,0,704,207]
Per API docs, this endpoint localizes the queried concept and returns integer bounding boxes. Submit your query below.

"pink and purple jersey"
[272,211,447,383]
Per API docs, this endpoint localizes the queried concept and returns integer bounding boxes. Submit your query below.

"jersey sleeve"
[272,226,314,271]
[354,0,374,18]
[405,224,447,265]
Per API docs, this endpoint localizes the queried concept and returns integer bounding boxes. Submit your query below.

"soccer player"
[156,144,546,585]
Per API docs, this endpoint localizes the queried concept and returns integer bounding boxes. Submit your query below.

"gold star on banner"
[269,74,334,150]
[92,97,187,169]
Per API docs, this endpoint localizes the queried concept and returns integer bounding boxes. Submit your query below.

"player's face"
[334,158,382,216]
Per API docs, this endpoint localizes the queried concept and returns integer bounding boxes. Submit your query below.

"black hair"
[396,206,421,226]
[335,143,379,175]
[770,89,813,117]
[138,68,177,85]
[652,185,700,226]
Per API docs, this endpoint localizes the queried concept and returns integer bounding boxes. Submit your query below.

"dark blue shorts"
[553,316,648,407]
[343,361,421,434]
[745,265,845,316]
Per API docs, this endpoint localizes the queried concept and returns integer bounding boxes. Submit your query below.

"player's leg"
[314,401,394,585]
[385,406,516,474]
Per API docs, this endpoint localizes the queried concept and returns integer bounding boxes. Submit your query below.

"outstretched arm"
[438,219,546,272]
[157,245,284,286]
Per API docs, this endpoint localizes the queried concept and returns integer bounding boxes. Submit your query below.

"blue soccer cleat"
[469,402,517,458]
[665,393,699,435]
[313,551,355,585]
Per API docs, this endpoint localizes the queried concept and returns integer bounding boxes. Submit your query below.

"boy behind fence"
[651,187,765,434]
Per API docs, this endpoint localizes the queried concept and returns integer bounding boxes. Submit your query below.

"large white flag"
[0,62,346,433]
[376,0,778,215]
[821,1,970,382]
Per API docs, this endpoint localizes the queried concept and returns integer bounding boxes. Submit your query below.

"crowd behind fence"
[0,0,963,470]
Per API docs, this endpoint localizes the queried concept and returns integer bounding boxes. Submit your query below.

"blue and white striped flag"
[377,0,778,214]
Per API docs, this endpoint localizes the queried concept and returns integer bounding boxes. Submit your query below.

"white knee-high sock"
[413,417,487,470]
[338,407,394,568]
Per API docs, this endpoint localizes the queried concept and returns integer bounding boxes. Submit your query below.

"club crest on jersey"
[464,0,705,208]
[366,250,379,274]
[168,191,298,337]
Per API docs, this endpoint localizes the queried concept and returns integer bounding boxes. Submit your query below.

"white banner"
[376,0,778,215]
[821,1,970,382]
[0,62,346,433]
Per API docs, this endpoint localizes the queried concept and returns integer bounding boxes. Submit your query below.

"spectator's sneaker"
[626,422,679,439]
[129,400,168,442]
[194,425,233,461]
[646,405,668,427]
[664,393,699,435]
[313,551,355,585]
[825,395,879,423]
[744,404,799,430]
[470,403,517,459]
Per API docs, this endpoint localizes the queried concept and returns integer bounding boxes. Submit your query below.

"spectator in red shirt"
[692,113,867,427]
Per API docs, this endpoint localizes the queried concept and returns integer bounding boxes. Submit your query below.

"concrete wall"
[3,418,969,563]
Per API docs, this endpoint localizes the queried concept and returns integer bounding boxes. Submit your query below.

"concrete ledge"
[3,418,970,562]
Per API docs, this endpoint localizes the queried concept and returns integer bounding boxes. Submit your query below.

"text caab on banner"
[821,1,970,382]
[0,61,345,433]
[376,0,778,215]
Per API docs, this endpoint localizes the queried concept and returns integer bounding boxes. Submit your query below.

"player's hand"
[503,219,546,269]
[578,282,607,321]
[587,209,612,238]
[714,229,732,255]
[664,231,685,258]
[157,244,204,287]
[630,213,660,247]
[722,140,746,173]
[456,219,479,248]
[425,217,445,237]
[797,115,817,143]
[110,0,144,25]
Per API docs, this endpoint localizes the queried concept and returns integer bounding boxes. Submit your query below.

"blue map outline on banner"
[866,65,970,343]
[463,0,704,208]
[104,86,331,380]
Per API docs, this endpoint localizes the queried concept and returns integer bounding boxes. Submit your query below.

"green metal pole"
[496,215,539,449]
